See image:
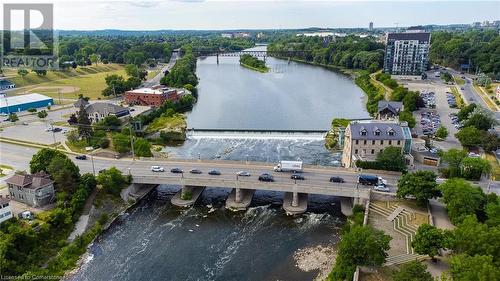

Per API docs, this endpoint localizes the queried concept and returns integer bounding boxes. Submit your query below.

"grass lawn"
[146,113,186,133]
[453,75,465,85]
[485,153,500,181]
[473,82,498,111]
[147,69,161,80]
[66,140,89,154]
[0,164,13,178]
[450,86,465,108]
[370,71,392,100]
[10,64,126,100]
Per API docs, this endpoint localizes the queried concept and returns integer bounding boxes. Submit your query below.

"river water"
[68,47,368,281]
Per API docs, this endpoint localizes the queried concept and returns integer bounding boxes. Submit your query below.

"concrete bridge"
[123,159,399,215]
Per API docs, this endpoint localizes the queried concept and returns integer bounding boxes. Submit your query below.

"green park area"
[6,64,126,100]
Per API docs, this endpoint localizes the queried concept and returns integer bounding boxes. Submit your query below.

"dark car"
[208,170,221,175]
[170,168,183,174]
[75,155,87,160]
[291,173,304,180]
[189,169,202,174]
[53,127,62,132]
[329,176,344,183]
[258,173,274,182]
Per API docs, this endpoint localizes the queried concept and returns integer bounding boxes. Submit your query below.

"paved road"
[0,142,401,193]
[141,53,179,88]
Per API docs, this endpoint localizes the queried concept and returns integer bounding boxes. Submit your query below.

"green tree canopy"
[376,146,406,172]
[412,224,447,259]
[449,254,500,281]
[455,126,483,148]
[96,167,129,195]
[460,157,491,181]
[439,149,468,178]
[440,179,487,224]
[133,138,152,157]
[397,171,441,206]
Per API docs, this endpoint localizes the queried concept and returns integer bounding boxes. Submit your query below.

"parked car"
[22,122,28,125]
[373,184,390,192]
[329,176,344,183]
[468,152,480,158]
[170,168,183,173]
[258,173,274,182]
[0,113,7,117]
[208,170,221,175]
[189,169,202,174]
[151,166,165,172]
[290,173,304,180]
[75,155,87,160]
[52,127,62,132]
[237,171,251,177]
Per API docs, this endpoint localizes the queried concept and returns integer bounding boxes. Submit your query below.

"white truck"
[273,161,303,172]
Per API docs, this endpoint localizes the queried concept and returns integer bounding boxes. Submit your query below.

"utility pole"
[129,124,135,160]
[50,121,56,145]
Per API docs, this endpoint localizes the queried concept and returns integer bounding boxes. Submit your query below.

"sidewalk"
[428,199,454,230]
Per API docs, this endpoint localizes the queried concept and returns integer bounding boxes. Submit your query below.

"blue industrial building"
[0,93,54,114]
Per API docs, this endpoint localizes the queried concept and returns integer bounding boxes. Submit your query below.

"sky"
[2,0,500,30]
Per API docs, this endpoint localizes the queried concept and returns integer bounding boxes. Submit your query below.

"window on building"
[380,140,384,145]
[397,140,401,145]
[374,130,381,136]
[355,140,359,145]
[380,149,383,153]
[363,140,367,145]
[388,129,395,136]
[389,140,392,145]
[371,149,375,154]
[372,140,375,145]
[355,149,358,154]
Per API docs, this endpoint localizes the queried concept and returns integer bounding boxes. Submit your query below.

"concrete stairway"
[369,202,426,266]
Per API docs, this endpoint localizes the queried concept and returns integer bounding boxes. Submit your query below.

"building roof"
[0,93,53,109]
[378,101,403,114]
[5,171,53,189]
[74,98,89,108]
[0,197,10,205]
[349,121,406,140]
[85,103,129,115]
[387,32,430,42]
[126,87,176,95]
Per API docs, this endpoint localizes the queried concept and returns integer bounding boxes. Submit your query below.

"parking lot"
[0,121,69,145]
[405,80,462,151]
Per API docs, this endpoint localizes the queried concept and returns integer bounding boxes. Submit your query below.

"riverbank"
[270,56,361,78]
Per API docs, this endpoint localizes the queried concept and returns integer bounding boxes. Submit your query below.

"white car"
[236,171,251,177]
[377,177,387,185]
[468,152,480,158]
[373,184,390,192]
[151,166,165,172]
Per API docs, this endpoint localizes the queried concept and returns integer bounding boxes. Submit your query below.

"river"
[68,47,368,281]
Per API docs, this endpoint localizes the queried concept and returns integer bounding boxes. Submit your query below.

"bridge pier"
[171,186,205,207]
[340,197,367,216]
[225,188,255,211]
[283,192,308,215]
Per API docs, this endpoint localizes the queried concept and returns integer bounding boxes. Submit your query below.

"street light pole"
[91,150,96,176]
[129,124,135,160]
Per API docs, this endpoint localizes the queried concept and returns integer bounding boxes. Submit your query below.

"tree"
[460,157,491,180]
[37,110,48,119]
[439,149,467,178]
[435,126,448,139]
[485,195,500,227]
[66,129,79,143]
[462,107,497,131]
[133,138,152,157]
[399,111,416,128]
[376,146,406,172]
[7,113,18,122]
[397,171,441,206]
[329,225,391,280]
[29,148,66,173]
[77,103,93,141]
[480,132,500,152]
[95,115,121,129]
[451,215,499,258]
[440,179,486,224]
[457,103,477,121]
[392,260,433,281]
[412,224,446,259]
[112,133,130,153]
[67,114,78,125]
[32,70,47,76]
[96,167,128,195]
[456,126,483,147]
[477,73,492,87]
[47,155,80,193]
[17,69,29,78]
[89,54,99,65]
[450,254,499,281]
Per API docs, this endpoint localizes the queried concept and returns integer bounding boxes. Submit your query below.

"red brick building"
[124,87,180,107]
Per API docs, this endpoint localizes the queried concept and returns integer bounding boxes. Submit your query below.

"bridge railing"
[131,174,371,199]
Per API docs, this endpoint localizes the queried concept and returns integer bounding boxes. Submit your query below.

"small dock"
[171,186,205,207]
[225,188,255,211]
[283,192,308,215]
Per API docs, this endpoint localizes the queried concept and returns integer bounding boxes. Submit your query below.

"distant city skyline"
[3,0,500,30]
